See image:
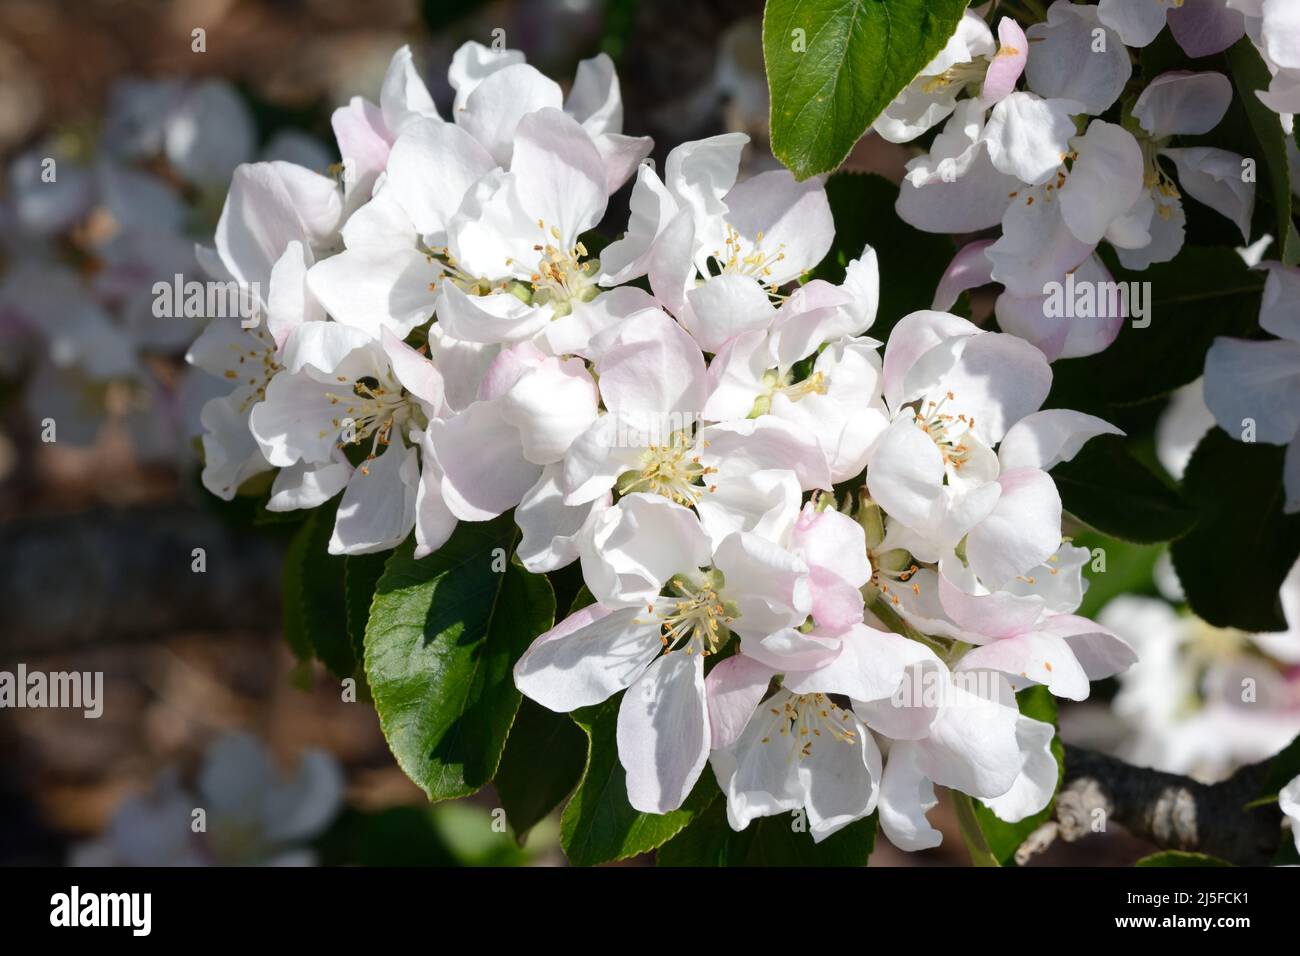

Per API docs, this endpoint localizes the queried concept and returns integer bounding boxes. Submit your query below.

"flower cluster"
[192,39,1138,849]
[888,3,1258,360]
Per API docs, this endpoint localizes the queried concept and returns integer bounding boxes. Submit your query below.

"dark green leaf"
[1047,247,1263,414]
[763,0,970,179]
[1263,733,1300,797]
[657,799,876,866]
[1051,436,1195,544]
[812,172,954,340]
[1171,430,1300,631]
[560,697,716,866]
[282,499,355,678]
[345,552,389,665]
[495,698,589,841]
[364,518,556,801]
[1135,851,1232,867]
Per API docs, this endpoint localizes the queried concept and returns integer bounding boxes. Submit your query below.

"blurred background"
[0,0,1295,867]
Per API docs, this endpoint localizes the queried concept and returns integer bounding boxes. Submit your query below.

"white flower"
[1281,774,1300,855]
[514,529,812,813]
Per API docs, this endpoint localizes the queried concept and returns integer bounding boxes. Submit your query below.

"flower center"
[217,328,279,413]
[654,572,736,656]
[913,391,973,471]
[323,373,419,465]
[530,221,599,315]
[711,224,787,293]
[921,58,989,96]
[758,691,858,757]
[615,429,717,506]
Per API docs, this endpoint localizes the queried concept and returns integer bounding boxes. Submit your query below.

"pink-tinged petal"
[684,274,778,352]
[965,467,1062,590]
[306,246,438,340]
[330,96,391,189]
[1163,147,1255,241]
[957,633,1091,699]
[717,169,834,282]
[618,651,709,813]
[387,118,495,238]
[1060,121,1145,245]
[989,191,1095,299]
[713,531,812,639]
[866,417,947,529]
[1098,0,1170,47]
[380,327,444,411]
[896,144,1020,234]
[700,417,833,492]
[705,654,775,750]
[379,45,439,135]
[855,656,946,740]
[411,433,457,559]
[980,18,1028,109]
[1168,0,1246,57]
[448,41,525,112]
[937,567,1047,640]
[1203,337,1300,444]
[509,108,608,251]
[881,310,980,412]
[792,504,872,587]
[580,495,712,609]
[504,357,599,465]
[457,63,562,166]
[329,439,419,555]
[513,604,660,712]
[933,240,996,312]
[702,328,769,421]
[784,625,925,703]
[805,567,865,633]
[741,627,843,672]
[982,715,1057,823]
[597,165,678,284]
[566,52,622,134]
[918,673,1023,797]
[595,309,707,423]
[877,742,942,851]
[591,132,654,194]
[798,708,881,841]
[998,409,1123,472]
[515,464,607,572]
[1133,71,1234,138]
[923,332,1053,446]
[427,399,541,521]
[435,283,549,345]
[1259,263,1300,344]
[1036,614,1138,681]
[984,93,1078,186]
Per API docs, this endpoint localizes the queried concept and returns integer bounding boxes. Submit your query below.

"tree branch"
[0,506,283,661]
[1051,744,1282,866]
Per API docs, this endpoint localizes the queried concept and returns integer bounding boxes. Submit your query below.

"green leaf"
[282,499,355,678]
[1135,851,1233,867]
[973,687,1064,866]
[812,172,954,340]
[1047,247,1263,414]
[1263,733,1300,798]
[763,0,970,179]
[1226,38,1296,266]
[1171,430,1300,632]
[494,698,589,841]
[560,697,716,866]
[657,800,876,866]
[1051,436,1195,544]
[364,518,556,801]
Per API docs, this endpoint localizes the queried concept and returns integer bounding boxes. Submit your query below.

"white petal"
[1133,71,1234,138]
[981,715,1057,823]
[618,651,710,813]
[998,409,1123,471]
[984,93,1078,186]
[966,467,1063,590]
[514,604,661,711]
[457,63,563,166]
[1163,147,1255,241]
[877,742,943,851]
[328,439,419,555]
[1025,2,1132,114]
